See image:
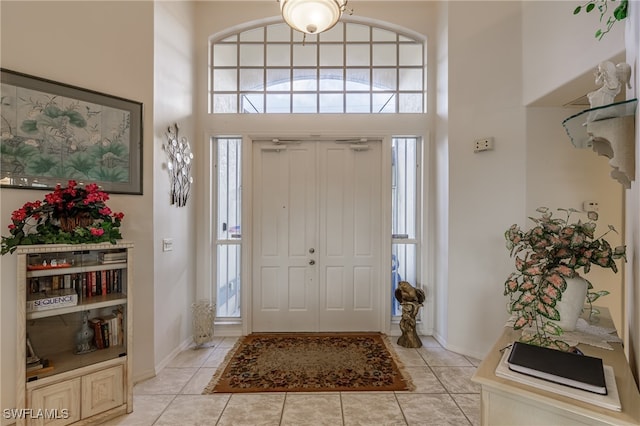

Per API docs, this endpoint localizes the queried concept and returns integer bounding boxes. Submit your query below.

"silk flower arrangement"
[1,180,124,255]
[504,207,626,350]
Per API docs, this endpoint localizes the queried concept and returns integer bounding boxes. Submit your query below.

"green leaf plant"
[504,207,626,350]
[573,0,629,40]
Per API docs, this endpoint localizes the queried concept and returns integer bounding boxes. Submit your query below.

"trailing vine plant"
[573,0,629,40]
[504,207,626,350]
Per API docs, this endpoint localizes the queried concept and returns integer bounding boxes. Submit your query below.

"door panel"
[318,142,381,331]
[253,141,381,332]
[252,143,317,331]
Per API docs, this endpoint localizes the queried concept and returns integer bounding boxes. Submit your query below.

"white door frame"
[202,129,435,337]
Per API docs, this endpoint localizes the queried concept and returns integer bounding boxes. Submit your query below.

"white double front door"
[252,140,382,332]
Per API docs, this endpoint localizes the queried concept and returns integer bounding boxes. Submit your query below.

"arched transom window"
[210,21,425,113]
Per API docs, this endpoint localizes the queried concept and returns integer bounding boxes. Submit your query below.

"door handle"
[309,248,315,254]
[309,259,316,265]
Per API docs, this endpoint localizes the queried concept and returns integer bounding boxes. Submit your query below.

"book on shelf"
[114,308,124,346]
[507,341,607,395]
[26,361,43,372]
[71,269,123,298]
[26,359,54,379]
[90,271,97,296]
[90,311,124,350]
[99,251,127,264]
[26,289,78,312]
[90,318,105,349]
[100,259,127,264]
[101,270,107,295]
[496,347,621,411]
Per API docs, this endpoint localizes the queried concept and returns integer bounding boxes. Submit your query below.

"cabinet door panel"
[29,378,81,426]
[81,365,124,418]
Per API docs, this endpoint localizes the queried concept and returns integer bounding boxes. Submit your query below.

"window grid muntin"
[210,22,425,113]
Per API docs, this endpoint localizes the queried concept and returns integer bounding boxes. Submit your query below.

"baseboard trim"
[153,336,193,375]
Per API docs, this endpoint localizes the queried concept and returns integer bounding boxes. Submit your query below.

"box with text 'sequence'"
[26,290,78,312]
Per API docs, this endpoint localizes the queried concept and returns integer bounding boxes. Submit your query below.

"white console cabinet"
[472,311,640,425]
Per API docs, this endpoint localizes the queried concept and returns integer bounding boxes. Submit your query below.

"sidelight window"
[215,137,242,318]
[391,137,421,316]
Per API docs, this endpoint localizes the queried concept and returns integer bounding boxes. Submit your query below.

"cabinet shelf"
[26,262,126,278]
[26,347,126,385]
[26,293,127,320]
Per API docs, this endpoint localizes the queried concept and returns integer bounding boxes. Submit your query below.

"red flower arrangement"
[1,180,124,255]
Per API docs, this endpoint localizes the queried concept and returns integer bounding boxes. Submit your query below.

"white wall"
[444,1,527,358]
[433,1,450,347]
[0,0,156,416]
[193,1,439,336]
[520,0,631,363]
[625,0,640,380]
[152,1,198,371]
[522,0,625,106]
[525,107,625,330]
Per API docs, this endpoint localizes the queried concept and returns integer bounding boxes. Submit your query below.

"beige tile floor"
[104,336,481,426]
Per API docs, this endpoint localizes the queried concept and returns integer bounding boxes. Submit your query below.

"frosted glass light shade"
[280,0,345,34]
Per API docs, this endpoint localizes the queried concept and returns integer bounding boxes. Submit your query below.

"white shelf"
[26,262,127,278]
[562,99,637,188]
[26,346,127,385]
[26,293,127,320]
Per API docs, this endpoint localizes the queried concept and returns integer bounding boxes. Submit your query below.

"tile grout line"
[150,394,178,426]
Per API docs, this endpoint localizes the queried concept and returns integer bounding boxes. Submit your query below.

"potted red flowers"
[1,180,124,255]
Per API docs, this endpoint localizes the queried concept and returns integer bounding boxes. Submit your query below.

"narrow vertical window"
[391,137,420,316]
[215,137,242,318]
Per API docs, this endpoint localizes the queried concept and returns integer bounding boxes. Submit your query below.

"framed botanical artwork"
[0,68,143,194]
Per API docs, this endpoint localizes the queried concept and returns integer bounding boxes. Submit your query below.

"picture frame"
[26,335,40,365]
[0,68,143,194]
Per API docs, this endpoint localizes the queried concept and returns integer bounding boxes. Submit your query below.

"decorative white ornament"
[587,61,632,109]
[162,123,193,207]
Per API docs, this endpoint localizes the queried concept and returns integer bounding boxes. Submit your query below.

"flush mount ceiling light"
[279,0,352,35]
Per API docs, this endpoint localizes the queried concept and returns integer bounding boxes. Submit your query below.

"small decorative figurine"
[587,61,632,109]
[75,312,95,354]
[395,281,426,348]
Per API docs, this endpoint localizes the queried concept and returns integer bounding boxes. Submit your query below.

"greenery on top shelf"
[573,0,629,40]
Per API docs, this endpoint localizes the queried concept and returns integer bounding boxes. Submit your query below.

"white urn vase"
[552,276,588,331]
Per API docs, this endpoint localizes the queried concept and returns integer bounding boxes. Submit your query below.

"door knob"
[309,248,315,254]
[309,259,316,265]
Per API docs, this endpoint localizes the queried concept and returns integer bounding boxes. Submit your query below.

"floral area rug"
[203,333,413,393]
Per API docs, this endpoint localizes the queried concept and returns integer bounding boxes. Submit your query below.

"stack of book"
[26,358,54,379]
[99,251,127,264]
[508,341,607,394]
[90,308,124,350]
[495,341,621,411]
